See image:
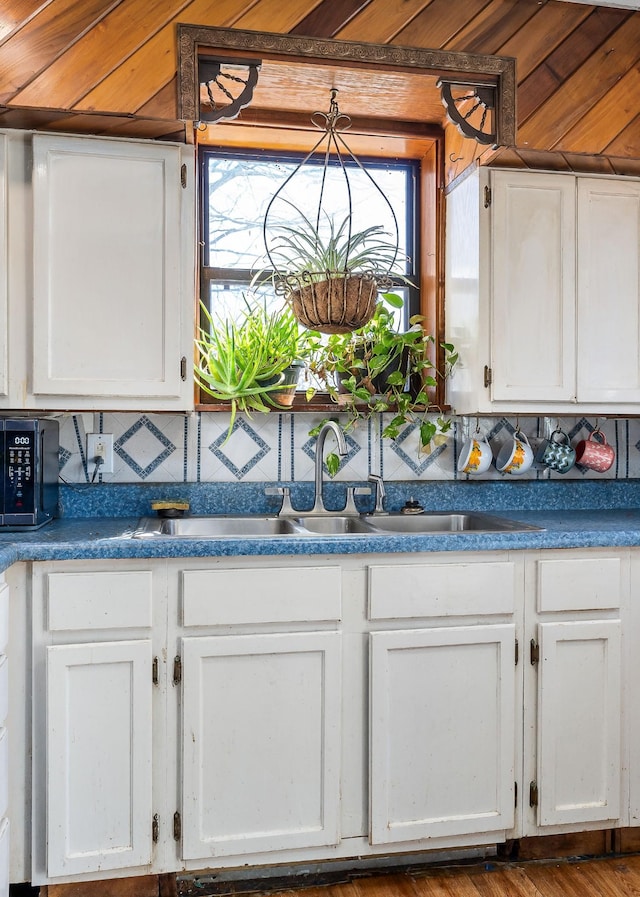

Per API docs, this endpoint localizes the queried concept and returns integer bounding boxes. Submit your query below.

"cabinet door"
[369,624,516,844]
[577,178,640,403]
[46,640,153,876]
[536,619,622,827]
[181,632,341,859]
[32,135,192,407]
[490,171,576,402]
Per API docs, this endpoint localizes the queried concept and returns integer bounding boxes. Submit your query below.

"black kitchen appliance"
[0,418,59,529]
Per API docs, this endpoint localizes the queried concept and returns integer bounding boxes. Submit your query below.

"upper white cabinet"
[0,134,7,402]
[2,130,195,411]
[446,168,640,414]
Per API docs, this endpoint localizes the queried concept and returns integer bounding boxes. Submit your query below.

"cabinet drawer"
[46,570,153,631]
[182,567,342,626]
[0,656,7,726]
[537,556,622,612]
[369,561,516,619]
[0,585,7,654]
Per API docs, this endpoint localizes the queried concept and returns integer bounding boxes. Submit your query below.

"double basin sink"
[132,511,541,539]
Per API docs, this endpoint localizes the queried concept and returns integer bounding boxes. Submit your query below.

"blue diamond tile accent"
[389,421,447,476]
[114,415,176,480]
[301,430,360,476]
[210,417,270,480]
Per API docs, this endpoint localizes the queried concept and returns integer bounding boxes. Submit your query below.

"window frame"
[195,126,445,412]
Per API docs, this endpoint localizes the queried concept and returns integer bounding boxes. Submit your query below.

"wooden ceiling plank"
[290,0,374,37]
[516,6,633,124]
[136,80,180,120]
[603,110,640,158]
[11,0,194,109]
[392,0,494,51]
[73,0,259,115]
[518,14,640,150]
[0,0,122,104]
[553,62,640,153]
[443,0,540,55]
[231,0,326,33]
[333,0,435,43]
[497,1,593,82]
[0,0,54,46]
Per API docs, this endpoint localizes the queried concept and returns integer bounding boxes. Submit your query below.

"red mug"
[575,432,615,472]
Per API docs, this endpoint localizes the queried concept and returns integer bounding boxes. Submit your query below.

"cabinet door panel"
[32,135,189,402]
[490,172,576,402]
[181,632,341,859]
[577,179,640,402]
[0,134,6,399]
[46,640,153,876]
[537,619,622,827]
[370,624,516,844]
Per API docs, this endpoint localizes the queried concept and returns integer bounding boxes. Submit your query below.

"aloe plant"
[195,299,311,438]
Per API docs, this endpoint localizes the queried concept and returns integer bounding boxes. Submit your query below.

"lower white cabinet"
[0,577,8,897]
[522,552,626,836]
[27,548,635,885]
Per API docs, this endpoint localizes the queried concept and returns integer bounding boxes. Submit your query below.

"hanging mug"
[457,432,493,476]
[535,428,576,474]
[496,430,534,476]
[575,431,615,472]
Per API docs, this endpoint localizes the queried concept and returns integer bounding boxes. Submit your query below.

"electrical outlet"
[87,433,114,474]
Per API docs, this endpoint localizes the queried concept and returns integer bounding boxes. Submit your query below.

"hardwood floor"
[261,855,640,897]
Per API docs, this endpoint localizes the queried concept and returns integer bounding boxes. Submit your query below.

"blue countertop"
[1,508,640,571]
[0,480,638,571]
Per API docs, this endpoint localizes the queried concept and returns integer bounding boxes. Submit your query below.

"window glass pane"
[206,153,412,277]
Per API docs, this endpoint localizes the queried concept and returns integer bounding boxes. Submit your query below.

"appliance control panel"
[5,426,36,515]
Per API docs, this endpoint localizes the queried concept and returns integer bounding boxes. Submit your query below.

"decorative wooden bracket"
[198,55,261,123]
[438,79,497,146]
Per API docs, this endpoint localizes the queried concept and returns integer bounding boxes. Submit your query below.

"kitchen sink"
[132,511,541,539]
[361,511,542,534]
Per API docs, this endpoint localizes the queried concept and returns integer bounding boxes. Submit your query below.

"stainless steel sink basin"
[132,515,300,538]
[132,511,541,539]
[362,511,541,534]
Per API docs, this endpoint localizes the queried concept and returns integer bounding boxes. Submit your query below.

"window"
[199,148,420,329]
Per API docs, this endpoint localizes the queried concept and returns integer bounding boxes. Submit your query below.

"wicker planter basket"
[288,274,378,334]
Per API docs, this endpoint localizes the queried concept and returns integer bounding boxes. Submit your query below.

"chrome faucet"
[368,474,387,514]
[311,421,347,515]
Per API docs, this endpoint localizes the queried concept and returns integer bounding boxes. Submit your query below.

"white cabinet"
[179,565,342,861]
[31,563,164,883]
[522,551,626,836]
[368,558,519,846]
[2,130,195,411]
[0,134,7,402]
[0,578,8,897]
[446,168,640,414]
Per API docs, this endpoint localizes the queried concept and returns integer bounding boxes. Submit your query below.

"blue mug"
[535,429,576,474]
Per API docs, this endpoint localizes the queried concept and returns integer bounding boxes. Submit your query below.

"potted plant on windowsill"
[306,295,458,450]
[195,298,311,439]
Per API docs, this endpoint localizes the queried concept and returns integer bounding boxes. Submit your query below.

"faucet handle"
[343,486,372,516]
[264,486,296,516]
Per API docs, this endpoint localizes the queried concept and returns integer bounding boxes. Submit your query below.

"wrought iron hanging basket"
[263,89,402,334]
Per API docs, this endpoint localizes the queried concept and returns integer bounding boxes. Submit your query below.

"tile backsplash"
[57,411,637,484]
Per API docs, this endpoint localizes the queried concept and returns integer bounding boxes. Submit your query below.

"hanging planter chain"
[262,89,402,334]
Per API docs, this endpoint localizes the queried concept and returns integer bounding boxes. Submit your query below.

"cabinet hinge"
[529,780,539,807]
[152,656,159,686]
[152,813,159,843]
[173,811,182,841]
[515,638,519,666]
[530,639,540,665]
[483,365,492,388]
[181,163,187,188]
[180,355,187,381]
[484,185,492,208]
[514,781,518,809]
[173,655,182,686]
